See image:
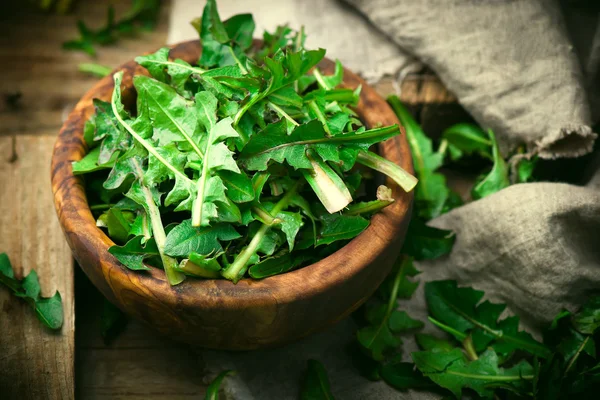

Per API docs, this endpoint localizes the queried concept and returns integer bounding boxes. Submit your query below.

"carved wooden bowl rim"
[51,40,414,312]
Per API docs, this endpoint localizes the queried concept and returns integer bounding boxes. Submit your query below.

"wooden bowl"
[51,40,414,350]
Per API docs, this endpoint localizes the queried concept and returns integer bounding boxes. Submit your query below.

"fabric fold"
[343,0,598,158]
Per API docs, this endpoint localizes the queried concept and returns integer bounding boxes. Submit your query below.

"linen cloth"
[168,1,600,398]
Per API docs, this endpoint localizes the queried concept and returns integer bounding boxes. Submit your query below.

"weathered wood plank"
[74,271,207,400]
[0,135,75,400]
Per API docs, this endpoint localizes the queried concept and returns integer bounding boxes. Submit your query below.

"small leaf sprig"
[73,0,417,285]
[0,252,63,330]
[345,100,590,399]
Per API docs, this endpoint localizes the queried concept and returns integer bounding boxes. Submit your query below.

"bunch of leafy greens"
[349,276,600,400]
[0,252,63,330]
[63,0,161,57]
[73,0,417,285]
[337,99,598,400]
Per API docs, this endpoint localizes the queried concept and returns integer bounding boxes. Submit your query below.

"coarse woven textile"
[343,0,598,159]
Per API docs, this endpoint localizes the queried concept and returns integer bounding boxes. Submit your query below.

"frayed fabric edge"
[534,124,597,159]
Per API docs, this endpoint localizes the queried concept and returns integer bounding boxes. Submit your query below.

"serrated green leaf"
[402,218,456,260]
[163,219,241,257]
[108,236,159,271]
[197,0,237,69]
[388,96,448,219]
[425,280,551,358]
[2,253,63,330]
[269,86,303,108]
[102,142,146,190]
[442,123,492,160]
[357,323,401,362]
[573,296,600,335]
[274,211,303,251]
[34,292,64,331]
[224,14,255,50]
[94,99,129,164]
[248,251,310,279]
[300,360,336,400]
[133,75,203,151]
[20,270,41,299]
[72,146,117,175]
[145,143,188,186]
[136,47,172,82]
[103,208,135,244]
[0,252,15,281]
[412,349,534,399]
[192,91,240,227]
[176,252,222,278]
[218,170,255,203]
[388,310,424,332]
[380,362,435,391]
[240,119,400,171]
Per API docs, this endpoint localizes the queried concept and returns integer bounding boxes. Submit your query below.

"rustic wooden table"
[0,1,460,399]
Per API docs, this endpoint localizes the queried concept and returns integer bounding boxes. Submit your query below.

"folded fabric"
[343,0,597,159]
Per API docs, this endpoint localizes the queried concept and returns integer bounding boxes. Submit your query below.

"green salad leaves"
[73,0,416,285]
[0,253,63,330]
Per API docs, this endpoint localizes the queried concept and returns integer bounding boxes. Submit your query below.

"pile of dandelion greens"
[72,0,417,285]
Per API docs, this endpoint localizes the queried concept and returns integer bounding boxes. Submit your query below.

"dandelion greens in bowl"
[72,0,417,286]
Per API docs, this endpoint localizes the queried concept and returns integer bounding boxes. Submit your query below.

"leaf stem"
[223,180,303,283]
[442,371,534,382]
[268,101,299,126]
[428,316,467,341]
[462,336,479,361]
[252,205,281,226]
[437,138,448,157]
[228,47,248,75]
[309,101,331,136]
[439,294,551,358]
[313,68,331,90]
[144,90,205,159]
[191,149,212,227]
[131,160,185,286]
[356,150,418,192]
[362,257,409,349]
[564,336,589,375]
[141,212,151,241]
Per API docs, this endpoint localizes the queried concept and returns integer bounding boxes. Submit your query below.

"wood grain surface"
[0,135,75,400]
